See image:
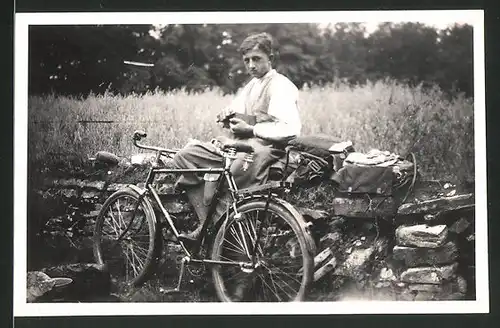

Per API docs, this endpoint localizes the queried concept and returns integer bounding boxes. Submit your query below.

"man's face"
[242,48,272,79]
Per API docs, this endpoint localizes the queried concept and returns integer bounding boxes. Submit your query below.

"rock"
[162,199,192,214]
[374,281,392,288]
[424,214,436,221]
[27,271,73,302]
[296,207,330,221]
[83,180,106,190]
[130,153,165,167]
[155,183,179,195]
[81,190,101,199]
[335,247,375,277]
[446,190,457,197]
[407,276,467,295]
[327,217,346,230]
[106,183,128,192]
[400,263,458,284]
[397,193,474,215]
[396,282,406,288]
[392,241,458,267]
[313,247,334,268]
[60,188,79,199]
[53,178,79,188]
[398,289,416,301]
[414,291,435,301]
[55,179,105,190]
[408,284,442,292]
[414,291,465,301]
[332,196,396,218]
[94,151,121,166]
[40,263,111,301]
[457,275,468,294]
[373,237,390,259]
[378,267,396,281]
[319,231,343,250]
[449,217,472,234]
[314,257,337,281]
[82,210,101,219]
[395,224,448,248]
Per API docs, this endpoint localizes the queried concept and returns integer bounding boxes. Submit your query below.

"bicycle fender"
[126,184,147,195]
[234,195,317,257]
[124,184,158,228]
[271,197,318,256]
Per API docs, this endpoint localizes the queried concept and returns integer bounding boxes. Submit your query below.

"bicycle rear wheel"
[93,187,160,286]
[211,199,314,302]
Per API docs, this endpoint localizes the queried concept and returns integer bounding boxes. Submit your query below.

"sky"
[326,20,466,34]
[150,19,467,39]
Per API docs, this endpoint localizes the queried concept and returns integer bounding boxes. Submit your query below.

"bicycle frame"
[130,138,257,269]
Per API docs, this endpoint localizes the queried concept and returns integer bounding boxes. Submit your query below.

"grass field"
[28,79,474,183]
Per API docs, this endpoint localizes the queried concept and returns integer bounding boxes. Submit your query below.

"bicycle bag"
[330,149,415,196]
[287,134,354,158]
[285,152,332,185]
[331,163,395,196]
[284,134,355,185]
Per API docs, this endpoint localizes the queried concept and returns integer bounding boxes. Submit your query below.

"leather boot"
[178,185,209,241]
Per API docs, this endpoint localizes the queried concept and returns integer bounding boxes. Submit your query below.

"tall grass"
[28,80,474,183]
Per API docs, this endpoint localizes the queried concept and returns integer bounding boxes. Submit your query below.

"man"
[172,32,302,240]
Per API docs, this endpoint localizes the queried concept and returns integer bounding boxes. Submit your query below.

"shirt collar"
[262,69,276,79]
[253,69,276,83]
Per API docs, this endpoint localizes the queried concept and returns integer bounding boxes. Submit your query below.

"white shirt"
[229,69,301,143]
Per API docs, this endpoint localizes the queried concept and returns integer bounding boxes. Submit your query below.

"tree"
[28,23,474,97]
[365,22,440,86]
[29,25,154,95]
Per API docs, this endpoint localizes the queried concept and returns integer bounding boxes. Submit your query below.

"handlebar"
[131,130,256,172]
[133,130,147,141]
[132,130,179,155]
[132,130,255,156]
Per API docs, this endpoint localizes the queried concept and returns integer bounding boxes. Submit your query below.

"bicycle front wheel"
[211,199,314,302]
[93,187,160,287]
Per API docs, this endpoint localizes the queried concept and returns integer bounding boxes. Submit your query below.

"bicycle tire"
[211,199,314,302]
[93,187,161,287]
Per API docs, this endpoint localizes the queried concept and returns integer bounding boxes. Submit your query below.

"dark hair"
[238,32,275,58]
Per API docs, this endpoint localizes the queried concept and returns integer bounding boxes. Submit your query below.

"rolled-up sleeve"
[253,77,301,142]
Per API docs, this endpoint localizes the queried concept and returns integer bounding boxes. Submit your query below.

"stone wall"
[28,166,475,302]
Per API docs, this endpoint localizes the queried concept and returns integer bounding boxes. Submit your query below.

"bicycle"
[93,130,317,302]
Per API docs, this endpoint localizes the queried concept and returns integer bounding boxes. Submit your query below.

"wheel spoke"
[261,262,302,289]
[259,272,283,301]
[94,193,156,287]
[237,222,251,258]
[263,268,295,300]
[222,236,246,254]
[212,202,312,302]
[229,225,245,250]
[106,208,120,238]
[116,199,124,230]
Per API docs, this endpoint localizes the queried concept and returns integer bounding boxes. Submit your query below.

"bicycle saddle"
[213,136,255,154]
[222,141,255,154]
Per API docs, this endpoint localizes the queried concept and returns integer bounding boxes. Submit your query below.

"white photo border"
[14,10,488,316]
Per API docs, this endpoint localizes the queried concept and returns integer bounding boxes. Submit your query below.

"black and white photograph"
[14,10,487,316]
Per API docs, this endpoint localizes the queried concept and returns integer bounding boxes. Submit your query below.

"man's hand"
[216,107,235,123]
[229,117,254,137]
